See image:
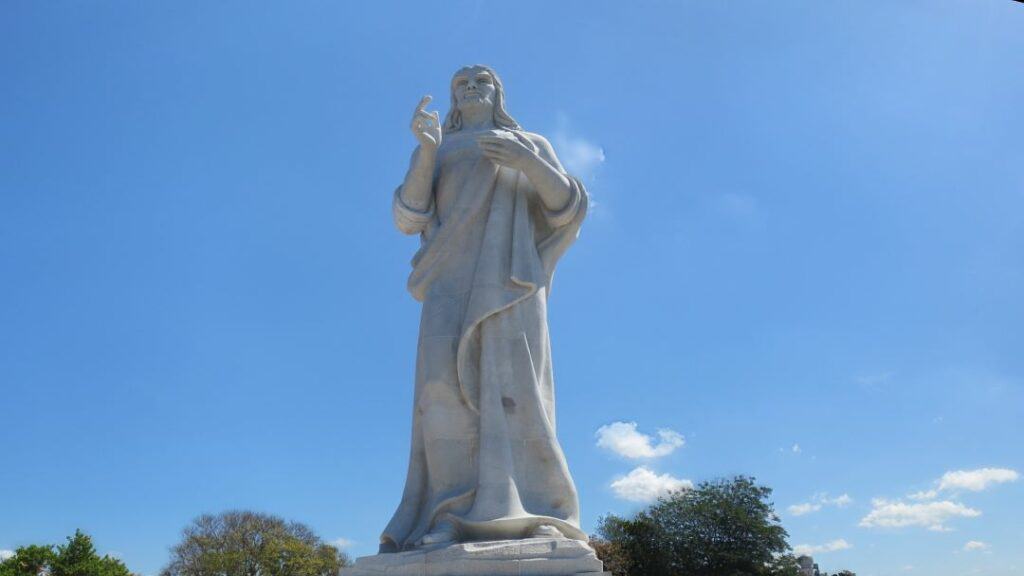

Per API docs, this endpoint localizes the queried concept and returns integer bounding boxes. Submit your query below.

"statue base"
[342,537,610,576]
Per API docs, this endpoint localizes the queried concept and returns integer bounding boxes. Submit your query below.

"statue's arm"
[520,134,585,228]
[476,131,583,226]
[393,147,437,235]
[519,134,573,214]
[399,146,435,211]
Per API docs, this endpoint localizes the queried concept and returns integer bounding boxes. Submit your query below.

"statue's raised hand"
[411,95,442,151]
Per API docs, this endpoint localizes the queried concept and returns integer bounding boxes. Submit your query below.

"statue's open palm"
[411,95,442,151]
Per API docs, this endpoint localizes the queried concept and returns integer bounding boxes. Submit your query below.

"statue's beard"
[457,99,494,118]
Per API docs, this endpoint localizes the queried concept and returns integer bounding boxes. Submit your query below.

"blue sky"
[2,1,1022,575]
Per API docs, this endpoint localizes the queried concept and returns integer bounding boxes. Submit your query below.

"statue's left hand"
[477,133,538,171]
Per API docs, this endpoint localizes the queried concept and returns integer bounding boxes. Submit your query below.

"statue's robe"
[382,129,588,551]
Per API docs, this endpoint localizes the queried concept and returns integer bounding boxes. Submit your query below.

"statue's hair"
[443,65,522,134]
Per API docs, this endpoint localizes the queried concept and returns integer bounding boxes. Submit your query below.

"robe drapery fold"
[383,131,588,551]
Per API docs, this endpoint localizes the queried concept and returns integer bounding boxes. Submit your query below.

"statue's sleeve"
[393,147,437,235]
[539,179,582,228]
[528,133,584,228]
[393,186,435,235]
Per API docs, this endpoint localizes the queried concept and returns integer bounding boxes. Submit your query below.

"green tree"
[595,476,794,576]
[0,532,132,576]
[587,535,633,576]
[0,545,56,576]
[160,511,349,576]
[51,531,132,576]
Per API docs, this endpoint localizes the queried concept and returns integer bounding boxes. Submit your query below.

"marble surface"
[352,64,604,575]
[343,538,610,576]
[379,64,590,552]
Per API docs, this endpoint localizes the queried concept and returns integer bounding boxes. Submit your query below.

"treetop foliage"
[0,530,133,576]
[594,476,800,576]
[160,510,348,576]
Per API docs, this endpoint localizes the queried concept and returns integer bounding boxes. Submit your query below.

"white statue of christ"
[382,64,589,552]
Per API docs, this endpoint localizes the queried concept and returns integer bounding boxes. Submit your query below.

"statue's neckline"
[448,128,509,139]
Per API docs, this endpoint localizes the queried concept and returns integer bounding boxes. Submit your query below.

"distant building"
[797,556,856,576]
[797,555,820,576]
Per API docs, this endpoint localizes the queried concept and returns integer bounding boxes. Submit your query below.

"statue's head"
[443,65,521,133]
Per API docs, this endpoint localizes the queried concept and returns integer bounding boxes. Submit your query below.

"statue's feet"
[530,524,566,538]
[417,522,458,546]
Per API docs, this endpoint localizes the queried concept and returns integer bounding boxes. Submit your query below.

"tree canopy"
[593,476,799,576]
[0,531,133,576]
[160,511,348,576]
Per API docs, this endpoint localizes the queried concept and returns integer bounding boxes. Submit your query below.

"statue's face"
[453,68,496,113]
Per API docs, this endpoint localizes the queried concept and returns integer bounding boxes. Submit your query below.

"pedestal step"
[343,537,610,576]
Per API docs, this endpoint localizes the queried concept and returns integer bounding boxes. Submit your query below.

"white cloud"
[0,550,13,561]
[906,467,1019,501]
[331,538,354,549]
[552,130,605,180]
[831,493,853,507]
[792,444,802,454]
[610,466,692,503]
[788,493,853,516]
[596,421,684,459]
[963,540,990,552]
[793,539,852,556]
[908,489,939,501]
[788,502,822,516]
[859,498,981,531]
[938,468,1019,493]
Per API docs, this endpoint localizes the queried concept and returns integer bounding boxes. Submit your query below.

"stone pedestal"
[342,537,610,576]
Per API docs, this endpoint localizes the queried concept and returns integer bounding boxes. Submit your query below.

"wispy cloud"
[610,466,692,503]
[788,493,853,516]
[551,113,605,181]
[859,498,981,531]
[596,421,684,459]
[552,132,605,180]
[855,371,895,391]
[938,468,1019,492]
[331,538,354,550]
[831,494,853,507]
[793,539,852,556]
[909,467,1019,501]
[0,550,14,561]
[963,540,991,552]
[863,467,1015,532]
[788,502,822,516]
